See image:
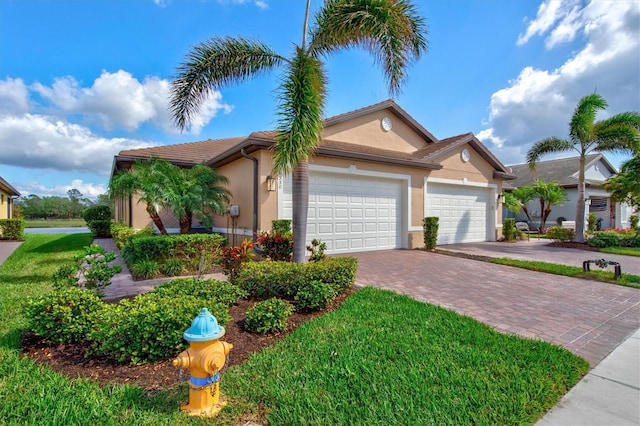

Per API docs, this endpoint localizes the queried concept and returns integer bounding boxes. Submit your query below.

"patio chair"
[516,221,538,241]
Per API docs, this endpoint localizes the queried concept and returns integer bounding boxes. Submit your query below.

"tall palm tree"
[170,0,427,262]
[109,157,170,235]
[527,94,640,242]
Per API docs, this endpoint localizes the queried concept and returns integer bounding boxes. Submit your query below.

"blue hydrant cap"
[183,308,225,342]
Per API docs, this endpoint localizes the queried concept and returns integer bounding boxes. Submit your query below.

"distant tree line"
[14,189,111,220]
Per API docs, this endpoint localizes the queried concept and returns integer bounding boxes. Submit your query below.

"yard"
[0,234,589,425]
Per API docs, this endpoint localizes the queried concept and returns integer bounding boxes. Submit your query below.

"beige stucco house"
[112,100,515,253]
[0,176,20,219]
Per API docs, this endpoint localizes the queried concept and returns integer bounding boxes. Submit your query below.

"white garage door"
[282,173,402,253]
[425,183,490,244]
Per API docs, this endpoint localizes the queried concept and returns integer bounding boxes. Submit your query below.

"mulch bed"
[21,287,356,391]
[546,241,601,252]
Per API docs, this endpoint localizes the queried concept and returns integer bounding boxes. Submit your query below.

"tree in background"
[508,186,537,225]
[532,179,567,232]
[16,191,94,220]
[605,155,640,212]
[169,0,427,262]
[527,93,640,242]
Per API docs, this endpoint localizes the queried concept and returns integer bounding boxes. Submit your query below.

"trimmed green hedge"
[588,231,640,248]
[83,206,112,237]
[0,218,25,240]
[423,217,439,250]
[122,233,226,278]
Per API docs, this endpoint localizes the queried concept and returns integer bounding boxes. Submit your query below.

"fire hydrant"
[173,308,233,417]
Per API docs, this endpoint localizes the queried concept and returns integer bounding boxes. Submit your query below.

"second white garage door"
[282,173,402,253]
[425,182,490,245]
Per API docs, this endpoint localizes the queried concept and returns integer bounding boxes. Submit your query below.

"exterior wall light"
[266,175,277,192]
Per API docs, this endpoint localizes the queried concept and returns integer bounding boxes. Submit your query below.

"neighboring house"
[505,154,633,230]
[0,176,20,219]
[111,100,515,253]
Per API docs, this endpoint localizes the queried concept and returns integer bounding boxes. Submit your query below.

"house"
[0,176,20,219]
[505,154,633,230]
[111,100,515,253]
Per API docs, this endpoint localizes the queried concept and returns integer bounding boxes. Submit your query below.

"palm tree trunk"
[146,204,168,235]
[292,159,309,263]
[179,210,193,234]
[575,156,587,242]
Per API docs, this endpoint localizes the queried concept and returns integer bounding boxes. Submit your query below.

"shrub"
[52,263,80,289]
[234,261,303,298]
[76,244,123,297]
[271,219,292,236]
[0,218,24,240]
[302,257,358,293]
[306,239,327,262]
[587,213,598,233]
[546,226,575,242]
[130,259,160,279]
[256,231,293,261]
[631,215,639,232]
[83,206,112,237]
[111,223,154,249]
[294,280,336,312]
[588,231,621,248]
[620,234,640,247]
[221,239,255,280]
[25,287,104,344]
[122,236,175,263]
[502,218,519,241]
[151,278,247,307]
[161,259,184,276]
[89,293,230,364]
[244,298,294,334]
[423,217,439,250]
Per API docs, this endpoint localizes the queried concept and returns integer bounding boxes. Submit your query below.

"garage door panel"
[284,172,402,253]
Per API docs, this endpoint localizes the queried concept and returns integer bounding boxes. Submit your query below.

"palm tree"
[158,161,231,234]
[109,157,170,235]
[170,0,427,262]
[532,179,567,232]
[527,94,640,242]
[510,186,537,225]
[605,155,640,212]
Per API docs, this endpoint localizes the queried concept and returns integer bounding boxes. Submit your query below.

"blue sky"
[1,0,638,199]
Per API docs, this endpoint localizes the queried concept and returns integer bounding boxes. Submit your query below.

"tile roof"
[0,176,20,196]
[504,154,609,188]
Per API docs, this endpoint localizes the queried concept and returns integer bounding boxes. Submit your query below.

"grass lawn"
[492,258,640,289]
[24,219,86,228]
[0,235,589,425]
[600,246,640,257]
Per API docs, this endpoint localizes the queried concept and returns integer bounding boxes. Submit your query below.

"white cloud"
[21,70,232,134]
[0,113,154,175]
[517,0,569,46]
[217,0,269,10]
[479,0,640,165]
[18,179,107,199]
[0,77,30,114]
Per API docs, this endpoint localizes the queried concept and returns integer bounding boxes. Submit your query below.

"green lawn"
[600,246,640,257]
[24,219,86,228]
[0,235,589,425]
[492,257,640,289]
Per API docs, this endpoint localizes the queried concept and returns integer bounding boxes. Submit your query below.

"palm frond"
[526,137,574,169]
[272,48,327,174]
[594,125,640,154]
[170,36,286,131]
[569,93,607,145]
[310,0,427,95]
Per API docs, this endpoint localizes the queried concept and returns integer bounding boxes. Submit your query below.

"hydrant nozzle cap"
[183,308,225,342]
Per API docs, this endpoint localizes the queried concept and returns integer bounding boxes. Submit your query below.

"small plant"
[152,278,247,307]
[75,244,123,298]
[25,287,104,344]
[256,230,293,262]
[244,297,294,335]
[52,263,80,289]
[423,217,439,250]
[222,239,255,280]
[294,280,336,312]
[130,259,160,279]
[271,219,292,236]
[502,218,520,241]
[161,259,185,276]
[587,213,598,234]
[306,239,327,262]
[546,226,575,242]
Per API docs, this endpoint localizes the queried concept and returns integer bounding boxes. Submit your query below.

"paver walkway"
[0,241,22,265]
[352,249,640,367]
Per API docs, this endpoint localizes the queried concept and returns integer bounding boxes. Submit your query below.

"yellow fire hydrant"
[173,308,233,417]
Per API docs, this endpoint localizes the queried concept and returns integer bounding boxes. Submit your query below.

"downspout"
[240,148,258,243]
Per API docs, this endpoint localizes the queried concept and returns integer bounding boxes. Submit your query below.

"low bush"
[256,231,293,261]
[83,206,112,237]
[234,261,302,298]
[221,239,255,280]
[130,259,160,279]
[151,278,247,307]
[302,257,358,293]
[110,223,154,249]
[0,218,24,240]
[271,219,292,236]
[423,217,439,250]
[294,280,336,312]
[161,259,184,276]
[546,226,575,242]
[89,293,230,364]
[502,218,519,241]
[587,213,598,233]
[51,245,122,298]
[588,231,622,248]
[25,287,104,344]
[244,297,294,334]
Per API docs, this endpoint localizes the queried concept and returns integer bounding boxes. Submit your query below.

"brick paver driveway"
[352,250,640,366]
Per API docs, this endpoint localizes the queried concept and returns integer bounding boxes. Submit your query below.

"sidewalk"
[0,240,22,265]
[537,328,640,425]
